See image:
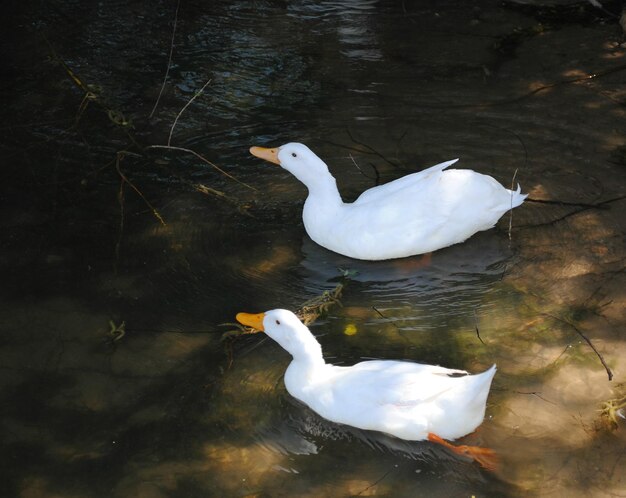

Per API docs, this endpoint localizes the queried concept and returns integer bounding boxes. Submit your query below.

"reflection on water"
[288,0,383,61]
[2,0,626,496]
[299,232,512,324]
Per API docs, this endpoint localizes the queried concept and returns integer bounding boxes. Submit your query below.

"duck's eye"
[275,320,281,325]
[291,152,297,157]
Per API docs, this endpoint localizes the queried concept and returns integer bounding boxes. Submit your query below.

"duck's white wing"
[324,166,518,259]
[303,361,495,441]
[353,159,458,206]
[327,360,469,408]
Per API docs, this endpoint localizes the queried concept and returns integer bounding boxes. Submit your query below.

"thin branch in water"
[194,183,255,217]
[369,162,381,186]
[480,123,529,169]
[348,153,379,185]
[393,128,409,163]
[508,167,519,241]
[499,262,509,281]
[513,390,557,405]
[372,306,387,319]
[474,309,485,345]
[75,91,96,126]
[554,343,572,363]
[518,195,626,229]
[355,467,394,496]
[346,129,400,168]
[372,306,404,334]
[147,144,256,191]
[385,63,626,111]
[115,152,167,226]
[115,169,125,274]
[524,196,619,209]
[479,63,626,108]
[150,0,182,118]
[168,78,212,146]
[544,313,613,381]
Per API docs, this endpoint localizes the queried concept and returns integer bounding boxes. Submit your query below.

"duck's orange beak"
[236,312,266,332]
[250,146,280,166]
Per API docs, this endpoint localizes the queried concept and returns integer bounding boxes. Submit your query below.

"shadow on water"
[1,0,626,496]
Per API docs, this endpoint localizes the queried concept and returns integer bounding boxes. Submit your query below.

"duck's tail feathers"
[470,364,496,400]
[478,364,496,386]
[442,158,460,170]
[423,158,459,175]
[509,183,527,209]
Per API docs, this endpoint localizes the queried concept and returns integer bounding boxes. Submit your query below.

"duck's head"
[250,142,332,187]
[236,308,323,362]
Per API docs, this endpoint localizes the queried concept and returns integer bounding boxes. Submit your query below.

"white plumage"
[250,143,526,260]
[236,309,496,443]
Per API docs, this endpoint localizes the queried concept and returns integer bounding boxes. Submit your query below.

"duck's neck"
[284,346,326,399]
[290,333,326,368]
[285,335,326,392]
[303,173,343,206]
[302,175,344,241]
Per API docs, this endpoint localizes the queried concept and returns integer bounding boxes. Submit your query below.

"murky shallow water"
[2,0,626,496]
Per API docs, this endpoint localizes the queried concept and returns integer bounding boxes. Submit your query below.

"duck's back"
[305,166,523,260]
[353,159,458,205]
[298,361,495,441]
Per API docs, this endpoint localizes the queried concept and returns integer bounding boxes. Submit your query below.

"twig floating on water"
[150,0,181,118]
[545,313,613,381]
[372,306,387,319]
[346,129,400,168]
[474,309,485,345]
[508,168,519,242]
[168,78,212,146]
[116,152,167,226]
[147,144,256,191]
[519,195,626,229]
[348,153,381,186]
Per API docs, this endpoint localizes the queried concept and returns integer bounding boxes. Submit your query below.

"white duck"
[236,308,498,469]
[250,143,526,260]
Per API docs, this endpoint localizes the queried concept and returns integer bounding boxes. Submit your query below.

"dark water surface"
[2,1,626,496]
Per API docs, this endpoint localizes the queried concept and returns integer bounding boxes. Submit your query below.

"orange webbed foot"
[428,433,498,471]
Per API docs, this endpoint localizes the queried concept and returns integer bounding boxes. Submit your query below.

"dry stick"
[115,152,167,226]
[348,153,378,183]
[545,313,613,381]
[168,78,212,146]
[508,168,519,241]
[518,195,626,229]
[150,0,182,118]
[49,44,143,151]
[490,64,626,108]
[147,144,256,191]
[372,306,386,319]
[372,306,404,335]
[355,467,394,497]
[158,77,256,194]
[115,166,125,274]
[194,183,255,218]
[473,309,485,345]
[346,129,400,168]
[387,63,626,111]
[513,390,557,405]
[525,197,615,209]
